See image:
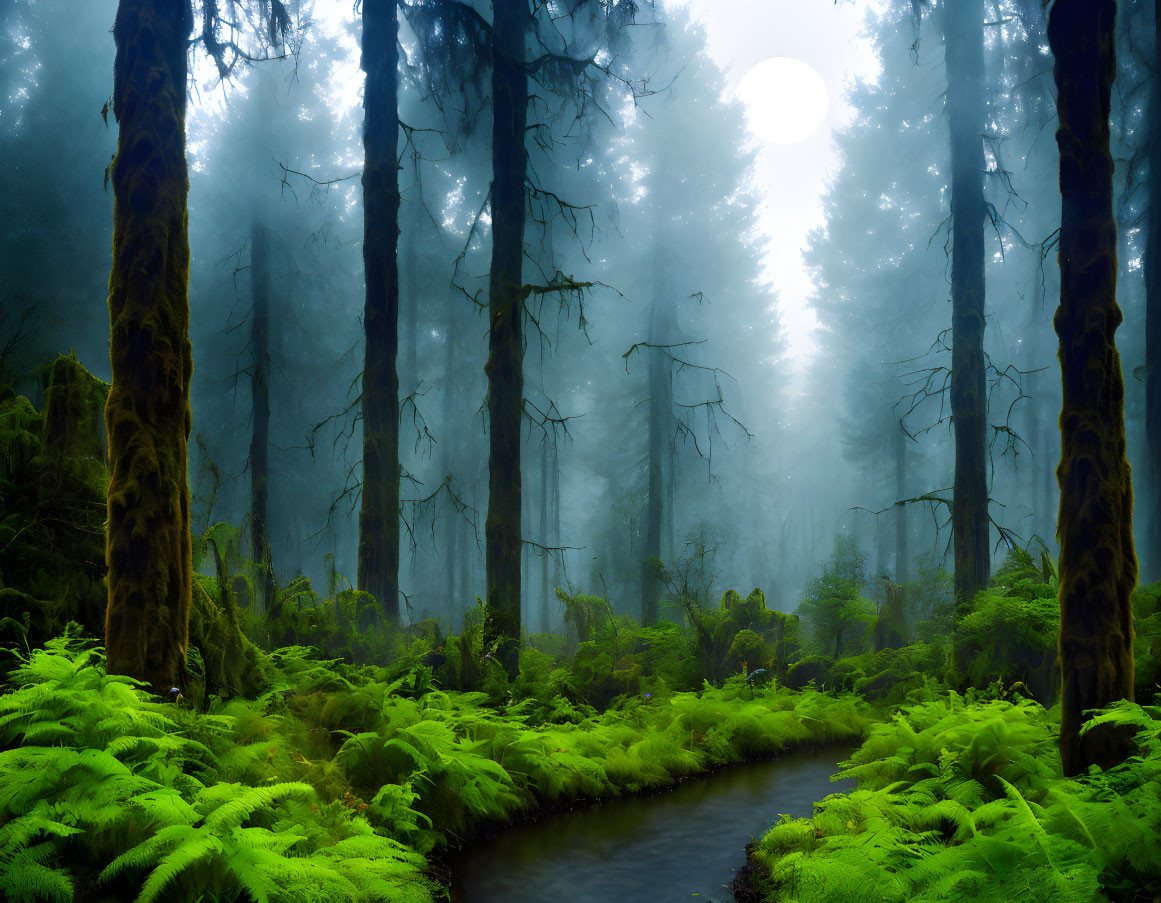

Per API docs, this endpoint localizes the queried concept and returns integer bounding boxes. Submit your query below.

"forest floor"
[0,634,868,903]
[1,630,1159,902]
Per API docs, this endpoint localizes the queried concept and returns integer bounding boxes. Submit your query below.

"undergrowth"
[749,692,1161,902]
[0,631,869,902]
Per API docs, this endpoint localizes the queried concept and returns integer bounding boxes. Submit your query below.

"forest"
[0,0,1159,900]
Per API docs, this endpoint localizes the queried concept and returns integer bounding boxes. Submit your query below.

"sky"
[241,0,886,375]
[667,0,883,373]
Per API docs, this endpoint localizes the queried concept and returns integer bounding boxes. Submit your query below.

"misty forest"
[2,0,1161,900]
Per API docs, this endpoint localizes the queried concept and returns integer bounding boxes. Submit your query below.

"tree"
[104,0,290,693]
[357,0,402,625]
[945,0,990,620]
[641,298,676,626]
[1049,0,1137,776]
[1145,0,1161,582]
[797,535,875,659]
[482,0,528,677]
[103,0,196,695]
[249,214,274,615]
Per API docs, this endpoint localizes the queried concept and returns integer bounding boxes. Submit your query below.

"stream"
[449,747,855,902]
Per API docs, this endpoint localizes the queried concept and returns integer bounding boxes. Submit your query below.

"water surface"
[449,747,855,902]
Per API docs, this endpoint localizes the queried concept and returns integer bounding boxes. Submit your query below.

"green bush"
[749,695,1161,903]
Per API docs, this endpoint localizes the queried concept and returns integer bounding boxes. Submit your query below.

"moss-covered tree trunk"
[357,0,401,626]
[1144,0,1161,583]
[38,354,110,635]
[104,0,194,696]
[945,0,990,626]
[483,0,528,678]
[249,216,274,617]
[1049,0,1137,776]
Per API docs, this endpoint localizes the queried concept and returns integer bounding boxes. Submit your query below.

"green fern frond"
[134,833,223,903]
[0,855,74,903]
[200,782,316,830]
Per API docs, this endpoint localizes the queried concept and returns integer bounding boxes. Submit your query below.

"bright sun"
[735,57,829,146]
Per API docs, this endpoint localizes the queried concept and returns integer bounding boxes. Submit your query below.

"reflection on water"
[449,748,855,903]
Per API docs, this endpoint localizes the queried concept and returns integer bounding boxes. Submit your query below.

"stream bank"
[447,745,855,903]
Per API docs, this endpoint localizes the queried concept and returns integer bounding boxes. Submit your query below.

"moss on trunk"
[357,0,402,626]
[103,0,194,697]
[483,0,528,679]
[1049,0,1137,776]
[0,355,109,640]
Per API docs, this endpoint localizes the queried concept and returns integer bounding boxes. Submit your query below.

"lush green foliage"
[0,631,868,902]
[749,694,1161,902]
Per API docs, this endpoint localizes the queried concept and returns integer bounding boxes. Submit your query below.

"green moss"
[0,355,109,640]
[104,0,195,695]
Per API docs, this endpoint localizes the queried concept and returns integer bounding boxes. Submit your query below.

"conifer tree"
[358,0,402,625]
[945,0,990,621]
[104,0,290,692]
[249,214,274,615]
[483,0,528,675]
[104,0,196,695]
[1144,0,1161,581]
[1049,0,1137,776]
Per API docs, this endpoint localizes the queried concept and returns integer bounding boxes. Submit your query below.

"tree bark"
[104,0,194,697]
[249,216,274,616]
[945,0,990,623]
[539,424,550,633]
[642,299,673,625]
[550,429,561,603]
[443,313,458,623]
[357,0,401,625]
[1049,0,1136,776]
[1144,0,1161,584]
[895,427,908,583]
[483,0,528,678]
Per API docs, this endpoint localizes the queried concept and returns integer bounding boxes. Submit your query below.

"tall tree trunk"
[945,0,990,621]
[403,198,419,400]
[1049,0,1136,776]
[522,469,531,627]
[1039,374,1058,549]
[104,0,194,696]
[895,427,908,583]
[642,300,672,625]
[443,313,457,621]
[483,0,528,678]
[357,0,401,625]
[539,427,550,633]
[1144,0,1161,584]
[249,216,274,616]
[551,430,561,599]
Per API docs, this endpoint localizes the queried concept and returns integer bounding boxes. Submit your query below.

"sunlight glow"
[735,57,828,146]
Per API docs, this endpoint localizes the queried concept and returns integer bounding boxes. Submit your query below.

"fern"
[749,695,1161,902]
[102,781,432,903]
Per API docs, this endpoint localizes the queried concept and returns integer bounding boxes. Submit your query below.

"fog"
[3,0,1157,633]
